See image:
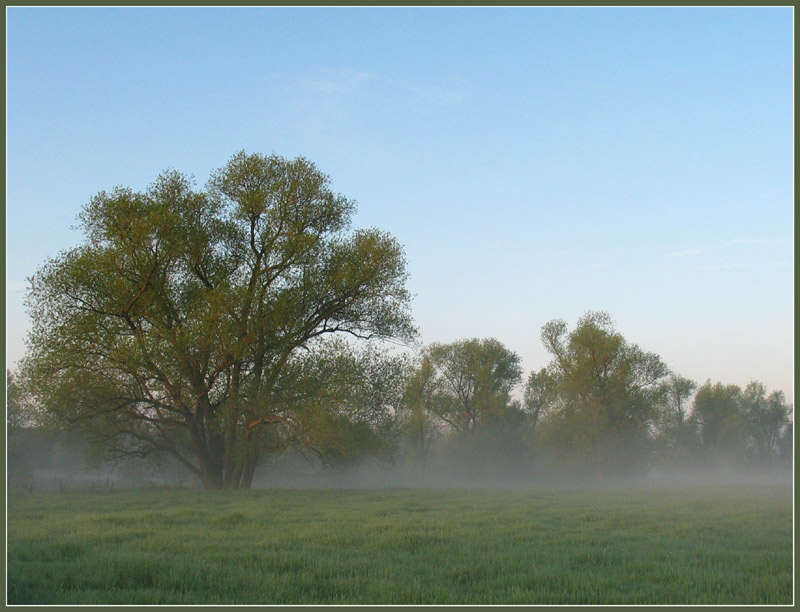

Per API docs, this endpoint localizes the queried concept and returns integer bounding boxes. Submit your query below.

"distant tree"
[689,381,747,462]
[651,373,700,468]
[523,367,560,432]
[740,381,791,465]
[421,338,522,436]
[7,370,29,434]
[536,311,669,475]
[21,151,415,490]
[522,367,561,466]
[776,422,793,466]
[401,355,442,463]
[664,373,697,428]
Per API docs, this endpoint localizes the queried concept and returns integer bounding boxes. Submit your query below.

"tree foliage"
[689,380,791,466]
[535,311,669,474]
[741,381,791,464]
[664,373,697,428]
[401,355,442,462]
[417,338,522,436]
[21,152,415,489]
[689,381,747,462]
[7,370,29,434]
[523,368,559,432]
[398,338,526,480]
[256,339,411,470]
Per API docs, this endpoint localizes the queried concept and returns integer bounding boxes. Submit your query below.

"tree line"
[398,313,792,480]
[12,152,792,489]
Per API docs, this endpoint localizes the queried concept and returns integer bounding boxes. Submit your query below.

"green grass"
[6,484,793,605]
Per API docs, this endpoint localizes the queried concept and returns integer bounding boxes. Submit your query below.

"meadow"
[6,483,793,605]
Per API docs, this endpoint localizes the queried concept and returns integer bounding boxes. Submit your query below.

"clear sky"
[6,7,794,400]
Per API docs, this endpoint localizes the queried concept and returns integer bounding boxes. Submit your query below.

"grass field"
[6,484,793,605]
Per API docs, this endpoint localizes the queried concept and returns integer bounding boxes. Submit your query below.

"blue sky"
[6,7,794,399]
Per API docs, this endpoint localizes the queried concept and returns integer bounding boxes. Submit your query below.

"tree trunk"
[241,452,259,489]
[224,365,243,489]
[228,450,246,490]
[223,425,237,489]
[189,405,264,490]
[199,470,224,490]
[196,433,226,489]
[236,427,262,490]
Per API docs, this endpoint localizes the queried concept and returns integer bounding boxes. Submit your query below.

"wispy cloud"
[294,70,378,96]
[724,238,761,246]
[702,261,790,272]
[705,263,748,271]
[587,262,616,272]
[290,70,469,109]
[668,238,767,260]
[668,248,703,258]
[393,77,469,106]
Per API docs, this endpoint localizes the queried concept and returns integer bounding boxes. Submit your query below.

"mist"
[9,429,791,495]
[251,446,793,492]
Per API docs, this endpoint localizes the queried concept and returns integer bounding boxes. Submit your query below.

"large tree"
[21,151,415,489]
[536,311,669,475]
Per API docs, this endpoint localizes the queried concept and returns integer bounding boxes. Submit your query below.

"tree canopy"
[535,311,669,474]
[22,151,415,489]
[418,338,522,436]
